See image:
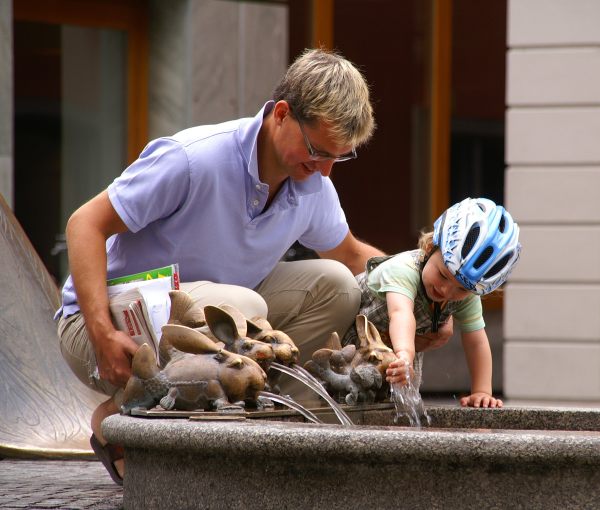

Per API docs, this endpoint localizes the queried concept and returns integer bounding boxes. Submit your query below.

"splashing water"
[269,362,354,427]
[390,361,430,427]
[258,391,324,424]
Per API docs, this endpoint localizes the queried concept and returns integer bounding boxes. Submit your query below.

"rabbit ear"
[167,290,206,327]
[219,304,248,337]
[365,319,393,352]
[204,305,240,348]
[355,315,370,348]
[161,324,221,354]
[366,320,383,346]
[250,316,272,330]
[225,356,244,369]
[324,331,342,351]
[246,318,263,337]
[132,343,160,379]
[311,348,335,366]
[341,344,356,362]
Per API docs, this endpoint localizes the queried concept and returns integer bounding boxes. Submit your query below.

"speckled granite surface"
[104,406,600,509]
[358,403,600,430]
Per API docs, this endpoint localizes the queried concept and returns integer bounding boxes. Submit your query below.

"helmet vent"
[499,214,506,233]
[461,226,480,259]
[473,246,493,269]
[485,253,512,278]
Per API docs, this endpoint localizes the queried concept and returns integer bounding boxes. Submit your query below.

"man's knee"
[181,281,268,319]
[309,259,361,310]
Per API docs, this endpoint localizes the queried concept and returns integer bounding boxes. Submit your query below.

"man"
[56,49,449,484]
[56,48,378,483]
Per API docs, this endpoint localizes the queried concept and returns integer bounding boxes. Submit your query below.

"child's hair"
[417,230,435,256]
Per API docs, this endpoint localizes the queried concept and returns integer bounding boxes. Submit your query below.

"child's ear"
[426,244,438,256]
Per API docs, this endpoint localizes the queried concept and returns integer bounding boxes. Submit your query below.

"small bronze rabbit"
[166,290,298,393]
[121,324,267,414]
[304,315,396,405]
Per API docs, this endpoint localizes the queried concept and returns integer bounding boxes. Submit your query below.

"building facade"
[504,0,600,401]
[0,0,598,402]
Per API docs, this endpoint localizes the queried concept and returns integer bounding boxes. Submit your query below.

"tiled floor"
[0,459,122,510]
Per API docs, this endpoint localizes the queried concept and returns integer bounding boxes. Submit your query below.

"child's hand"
[460,392,503,408]
[386,352,414,385]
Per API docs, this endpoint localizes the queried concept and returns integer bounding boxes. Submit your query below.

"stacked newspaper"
[107,264,180,358]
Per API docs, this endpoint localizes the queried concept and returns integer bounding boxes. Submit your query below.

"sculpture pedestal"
[103,405,600,509]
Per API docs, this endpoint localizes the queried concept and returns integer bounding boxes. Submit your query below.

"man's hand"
[415,316,454,352]
[94,330,140,388]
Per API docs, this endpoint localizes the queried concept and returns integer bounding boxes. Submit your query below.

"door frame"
[14,0,149,163]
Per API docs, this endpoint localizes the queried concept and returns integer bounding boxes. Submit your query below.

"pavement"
[0,459,122,510]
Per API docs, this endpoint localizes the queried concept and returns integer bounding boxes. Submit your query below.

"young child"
[343,197,521,408]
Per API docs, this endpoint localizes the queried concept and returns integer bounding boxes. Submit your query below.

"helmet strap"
[419,256,442,333]
[431,302,441,333]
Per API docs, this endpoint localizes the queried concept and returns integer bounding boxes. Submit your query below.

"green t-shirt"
[366,250,485,335]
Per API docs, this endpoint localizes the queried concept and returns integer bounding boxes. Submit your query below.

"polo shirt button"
[253,199,259,206]
[255,184,261,190]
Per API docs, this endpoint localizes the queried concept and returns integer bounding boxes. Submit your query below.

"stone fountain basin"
[103,404,600,509]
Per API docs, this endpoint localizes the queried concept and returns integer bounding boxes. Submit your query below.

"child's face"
[422,251,471,302]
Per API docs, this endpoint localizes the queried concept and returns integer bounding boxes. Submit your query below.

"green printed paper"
[107,263,180,289]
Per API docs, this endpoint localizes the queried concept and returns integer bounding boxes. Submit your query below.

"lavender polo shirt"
[56,101,349,318]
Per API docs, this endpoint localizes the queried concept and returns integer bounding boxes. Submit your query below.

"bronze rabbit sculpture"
[121,323,267,414]
[121,290,303,414]
[165,290,298,393]
[304,315,396,405]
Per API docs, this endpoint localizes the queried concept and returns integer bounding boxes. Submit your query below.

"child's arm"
[460,328,503,408]
[384,292,416,385]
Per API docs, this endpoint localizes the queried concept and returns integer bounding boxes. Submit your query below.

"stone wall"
[504,0,600,400]
[0,0,12,206]
[148,0,287,139]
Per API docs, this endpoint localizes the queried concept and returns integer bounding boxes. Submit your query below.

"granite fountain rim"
[103,410,600,467]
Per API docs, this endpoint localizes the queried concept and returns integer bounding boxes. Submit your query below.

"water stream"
[269,362,354,427]
[258,391,324,424]
[390,362,430,427]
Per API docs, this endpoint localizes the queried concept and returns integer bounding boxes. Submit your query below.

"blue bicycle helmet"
[432,197,521,295]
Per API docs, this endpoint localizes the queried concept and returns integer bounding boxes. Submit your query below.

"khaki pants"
[58,259,361,403]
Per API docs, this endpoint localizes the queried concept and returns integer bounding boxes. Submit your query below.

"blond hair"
[273,48,375,147]
[417,230,436,258]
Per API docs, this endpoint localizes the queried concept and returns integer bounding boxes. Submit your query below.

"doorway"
[13,0,148,285]
[288,0,507,254]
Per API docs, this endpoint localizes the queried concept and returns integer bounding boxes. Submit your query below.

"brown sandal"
[90,434,124,486]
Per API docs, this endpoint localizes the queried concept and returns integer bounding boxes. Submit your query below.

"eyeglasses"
[296,118,357,163]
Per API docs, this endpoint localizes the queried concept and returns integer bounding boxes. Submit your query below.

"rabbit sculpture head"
[203,305,276,370]
[352,314,396,376]
[164,291,276,369]
[246,316,300,366]
[304,315,396,405]
[304,331,360,404]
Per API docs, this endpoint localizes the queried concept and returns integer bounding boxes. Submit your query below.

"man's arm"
[66,190,139,388]
[317,230,385,275]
